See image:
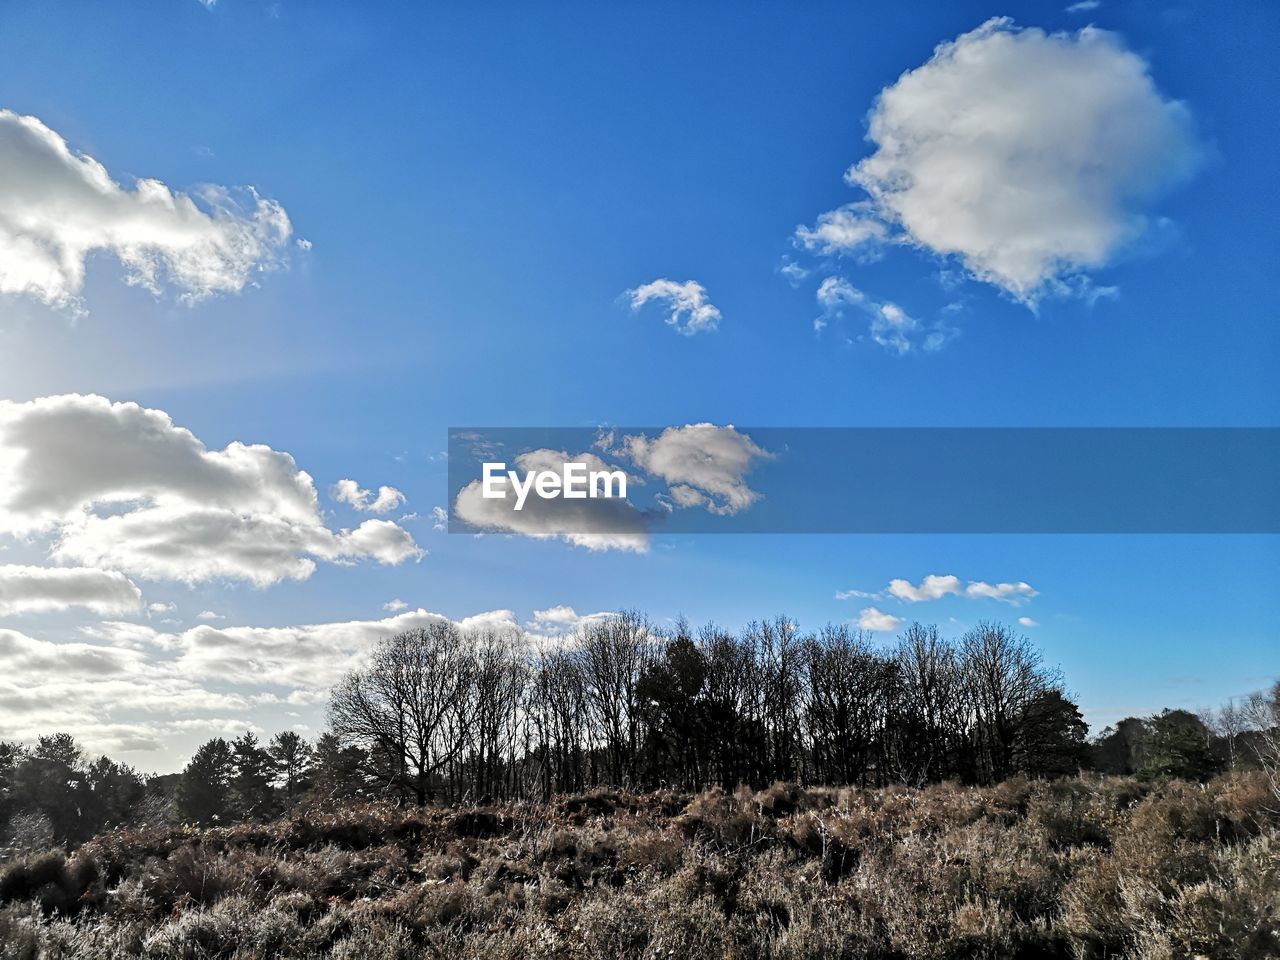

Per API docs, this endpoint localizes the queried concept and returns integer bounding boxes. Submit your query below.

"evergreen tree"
[268,731,314,805]
[232,731,278,821]
[176,738,235,824]
[1013,690,1089,778]
[311,732,369,802]
[1141,709,1221,781]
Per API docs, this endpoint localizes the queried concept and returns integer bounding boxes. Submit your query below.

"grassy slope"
[1,775,1277,959]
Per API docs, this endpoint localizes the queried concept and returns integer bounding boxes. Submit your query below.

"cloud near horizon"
[795,18,1202,303]
[0,109,292,313]
[0,395,421,585]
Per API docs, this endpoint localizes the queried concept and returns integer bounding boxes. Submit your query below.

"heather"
[1,774,1277,959]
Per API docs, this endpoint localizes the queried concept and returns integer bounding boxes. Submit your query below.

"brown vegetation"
[1,773,1276,959]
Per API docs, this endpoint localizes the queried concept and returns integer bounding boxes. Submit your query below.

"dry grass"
[0,774,1276,959]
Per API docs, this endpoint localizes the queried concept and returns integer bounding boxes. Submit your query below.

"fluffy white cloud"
[1018,616,1040,627]
[888,574,963,602]
[626,279,722,335]
[196,610,223,621]
[453,448,649,553]
[798,19,1201,302]
[0,564,141,616]
[0,395,421,585]
[796,203,886,257]
[383,598,409,612]
[0,626,248,753]
[331,479,406,514]
[526,605,615,636]
[622,424,771,516]
[857,607,904,632]
[0,110,291,312]
[887,574,1039,605]
[123,606,516,690]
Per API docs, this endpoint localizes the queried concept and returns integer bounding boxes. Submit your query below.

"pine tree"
[176,738,235,824]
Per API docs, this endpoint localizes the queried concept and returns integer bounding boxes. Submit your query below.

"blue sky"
[0,0,1275,771]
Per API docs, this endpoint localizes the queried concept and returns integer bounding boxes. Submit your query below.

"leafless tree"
[961,622,1055,783]
[329,624,477,805]
[578,611,653,787]
[1239,681,1280,802]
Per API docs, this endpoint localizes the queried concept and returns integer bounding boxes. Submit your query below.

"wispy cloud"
[625,279,722,335]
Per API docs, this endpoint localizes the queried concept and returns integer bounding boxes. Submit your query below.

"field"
[0,774,1276,960]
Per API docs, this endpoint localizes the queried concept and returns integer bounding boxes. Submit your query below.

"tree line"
[2,614,1276,841]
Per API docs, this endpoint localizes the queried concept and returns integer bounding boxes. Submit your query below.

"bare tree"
[578,611,652,787]
[469,628,528,800]
[329,624,477,805]
[1239,681,1280,802]
[961,622,1055,783]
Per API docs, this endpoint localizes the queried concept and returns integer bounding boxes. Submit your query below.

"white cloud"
[0,564,141,616]
[834,588,880,600]
[331,479,406,514]
[1066,1,1101,12]
[0,395,421,585]
[383,598,408,612]
[626,279,722,335]
[527,605,614,634]
[889,574,963,603]
[796,202,886,257]
[1018,616,1040,627]
[886,573,1039,605]
[196,610,223,621]
[798,19,1202,303]
[453,448,649,553]
[158,607,504,689]
[0,110,291,312]
[0,626,248,754]
[622,424,770,516]
[147,601,175,615]
[965,580,1039,604]
[857,607,904,632]
[814,277,954,353]
[431,506,448,530]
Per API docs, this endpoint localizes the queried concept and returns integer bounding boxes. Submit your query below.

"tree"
[177,738,235,824]
[268,731,314,805]
[638,624,708,789]
[232,731,278,820]
[85,755,146,830]
[310,732,368,802]
[1238,681,1280,801]
[1141,709,1221,781]
[961,623,1056,783]
[14,734,93,843]
[578,612,652,787]
[330,624,478,805]
[0,741,23,835]
[1091,717,1151,775]
[1013,690,1089,778]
